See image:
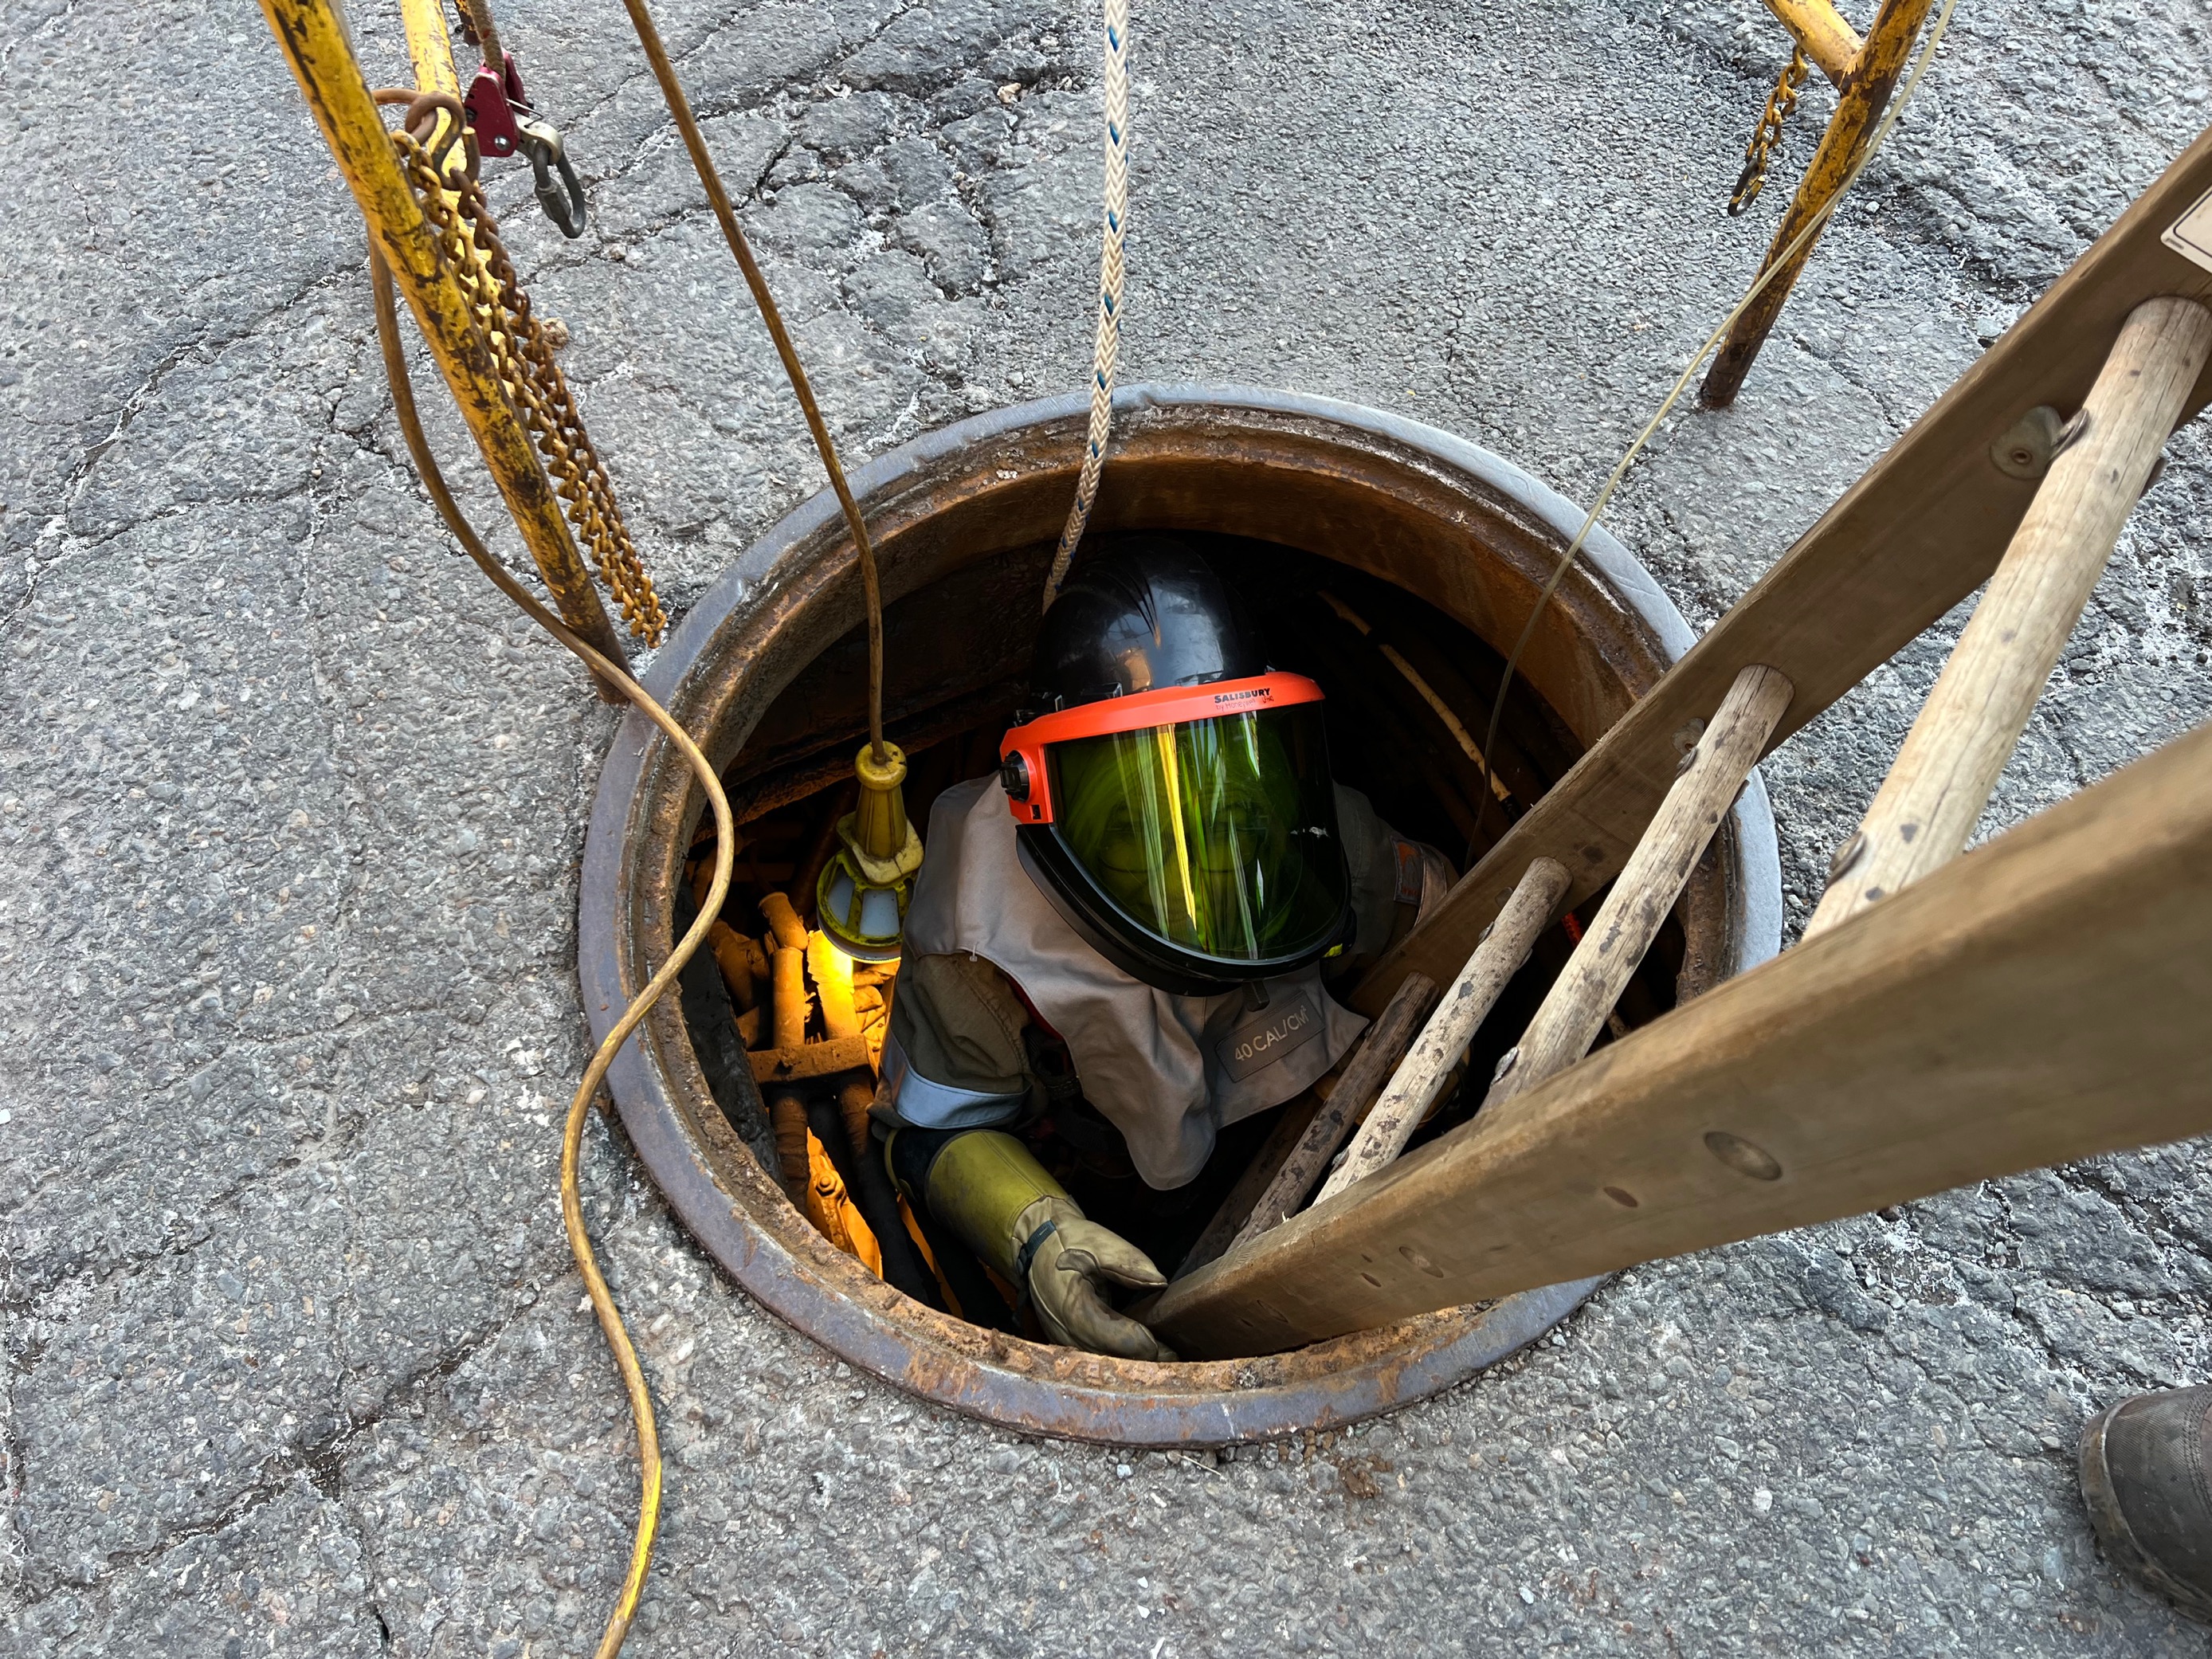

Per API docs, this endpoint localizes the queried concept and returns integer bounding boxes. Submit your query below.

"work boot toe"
[2080,1385,2212,1624]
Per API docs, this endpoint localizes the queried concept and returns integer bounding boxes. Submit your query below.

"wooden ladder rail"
[1151,132,2212,1359]
[1152,716,2212,1356]
[1209,295,2208,1275]
[1346,123,2212,1026]
[1808,296,2212,930]
[1240,666,1790,1243]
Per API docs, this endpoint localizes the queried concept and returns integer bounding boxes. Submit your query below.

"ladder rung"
[1229,970,1440,1251]
[1808,296,2212,935]
[1315,857,1570,1206]
[1151,721,2212,1358]
[1487,663,1793,1110]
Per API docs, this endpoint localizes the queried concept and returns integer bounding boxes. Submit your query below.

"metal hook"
[405,92,471,177]
[373,89,472,178]
[516,115,588,238]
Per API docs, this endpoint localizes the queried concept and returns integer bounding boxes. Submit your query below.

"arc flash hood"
[998,539,1354,994]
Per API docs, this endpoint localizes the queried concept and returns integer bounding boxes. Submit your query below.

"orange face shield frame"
[996,671,1327,824]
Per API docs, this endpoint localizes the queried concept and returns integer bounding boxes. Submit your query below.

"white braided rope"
[1042,0,1129,609]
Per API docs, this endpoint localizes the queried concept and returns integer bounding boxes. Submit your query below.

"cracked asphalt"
[5,0,2212,1652]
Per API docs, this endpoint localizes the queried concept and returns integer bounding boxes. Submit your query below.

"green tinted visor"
[1044,704,1349,968]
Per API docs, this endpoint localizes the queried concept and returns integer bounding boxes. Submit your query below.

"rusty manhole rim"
[579,383,1783,1446]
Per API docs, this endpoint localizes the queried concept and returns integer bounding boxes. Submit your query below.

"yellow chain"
[394,127,667,643]
[1728,47,1810,217]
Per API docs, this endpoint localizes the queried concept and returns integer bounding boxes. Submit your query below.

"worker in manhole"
[879,539,1453,1359]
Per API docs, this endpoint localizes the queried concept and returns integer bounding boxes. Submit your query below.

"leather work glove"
[918,1130,1176,1362]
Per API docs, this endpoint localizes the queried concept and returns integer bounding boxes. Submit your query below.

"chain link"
[394,126,665,643]
[1728,47,1810,217]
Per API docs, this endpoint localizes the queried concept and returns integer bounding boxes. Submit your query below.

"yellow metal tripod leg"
[398,0,463,98]
[1701,0,1938,409]
[257,0,632,696]
[1763,0,1861,87]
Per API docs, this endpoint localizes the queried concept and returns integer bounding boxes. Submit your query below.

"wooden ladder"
[1151,125,2212,1359]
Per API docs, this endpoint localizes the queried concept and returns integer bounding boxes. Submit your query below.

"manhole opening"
[583,388,1772,1443]
[677,528,1695,1330]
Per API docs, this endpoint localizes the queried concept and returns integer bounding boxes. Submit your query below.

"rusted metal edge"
[577,385,1782,1444]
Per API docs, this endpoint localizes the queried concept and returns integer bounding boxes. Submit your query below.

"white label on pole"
[2165,185,2212,274]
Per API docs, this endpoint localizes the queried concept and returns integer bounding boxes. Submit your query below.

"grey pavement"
[5,0,2212,1652]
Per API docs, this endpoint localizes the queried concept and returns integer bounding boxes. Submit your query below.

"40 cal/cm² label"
[1216,992,1324,1083]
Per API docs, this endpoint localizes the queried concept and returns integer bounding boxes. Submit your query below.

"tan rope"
[1043,0,1131,607]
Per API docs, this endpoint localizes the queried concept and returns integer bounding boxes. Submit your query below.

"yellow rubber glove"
[922,1131,1175,1362]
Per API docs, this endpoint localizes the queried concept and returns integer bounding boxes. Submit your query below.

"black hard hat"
[1030,537,1266,711]
[1001,539,1354,994]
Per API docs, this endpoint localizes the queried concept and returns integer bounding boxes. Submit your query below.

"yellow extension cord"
[358,2,1961,1651]
[375,0,897,1630]
[371,253,712,1658]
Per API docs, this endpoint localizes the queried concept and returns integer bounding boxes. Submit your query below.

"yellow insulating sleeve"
[837,1077,875,1164]
[808,931,860,1038]
[771,1092,811,1199]
[708,920,759,1011]
[760,890,808,952]
[920,1131,1071,1283]
[770,947,809,1052]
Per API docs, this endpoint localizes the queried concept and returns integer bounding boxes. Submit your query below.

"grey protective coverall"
[879,775,1447,1187]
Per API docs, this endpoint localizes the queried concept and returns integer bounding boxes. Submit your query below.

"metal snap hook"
[517,115,588,239]
[373,89,472,178]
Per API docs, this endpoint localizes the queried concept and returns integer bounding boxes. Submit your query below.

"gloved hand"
[1011,1194,1175,1360]
[915,1130,1175,1362]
